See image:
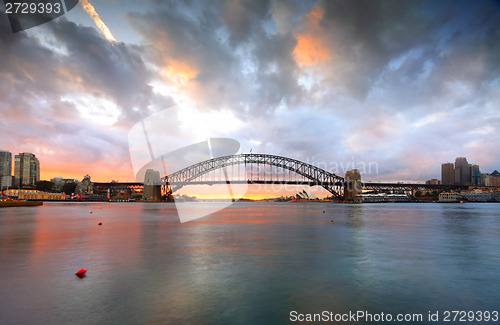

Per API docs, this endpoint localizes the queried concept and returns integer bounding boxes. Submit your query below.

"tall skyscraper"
[0,149,12,188]
[441,163,455,185]
[454,157,470,186]
[470,164,481,186]
[14,152,40,188]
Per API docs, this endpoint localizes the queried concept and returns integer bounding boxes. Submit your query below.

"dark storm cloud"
[0,14,165,124]
[45,18,166,125]
[128,0,303,114]
[0,13,168,178]
[316,0,500,103]
[124,0,500,180]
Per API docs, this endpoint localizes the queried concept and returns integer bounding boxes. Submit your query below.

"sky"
[1,0,500,198]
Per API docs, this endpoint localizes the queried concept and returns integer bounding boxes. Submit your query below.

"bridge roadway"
[94,181,469,191]
[165,180,468,191]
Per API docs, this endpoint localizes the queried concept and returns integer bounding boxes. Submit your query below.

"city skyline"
[1,1,500,197]
[3,147,499,186]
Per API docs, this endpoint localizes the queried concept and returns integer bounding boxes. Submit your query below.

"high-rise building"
[481,173,490,186]
[0,149,12,189]
[441,163,455,185]
[14,152,40,188]
[454,157,470,186]
[470,164,481,186]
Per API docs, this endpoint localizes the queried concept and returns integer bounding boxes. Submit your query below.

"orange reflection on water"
[26,204,145,274]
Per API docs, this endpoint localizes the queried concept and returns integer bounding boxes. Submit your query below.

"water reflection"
[0,202,499,324]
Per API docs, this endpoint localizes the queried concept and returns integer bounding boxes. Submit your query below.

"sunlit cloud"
[61,93,121,127]
[160,60,198,87]
[413,112,446,127]
[294,5,331,67]
[80,0,117,43]
[294,34,332,66]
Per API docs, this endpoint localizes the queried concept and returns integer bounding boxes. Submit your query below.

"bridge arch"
[163,153,345,197]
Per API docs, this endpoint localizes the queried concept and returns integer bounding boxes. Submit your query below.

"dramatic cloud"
[1,0,499,190]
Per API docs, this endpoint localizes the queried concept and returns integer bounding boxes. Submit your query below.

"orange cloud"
[293,4,333,67]
[308,5,324,26]
[152,30,198,87]
[294,33,332,66]
[161,60,198,86]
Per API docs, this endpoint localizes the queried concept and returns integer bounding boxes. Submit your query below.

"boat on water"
[0,199,43,207]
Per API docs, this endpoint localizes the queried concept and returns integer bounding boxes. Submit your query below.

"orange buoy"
[75,268,87,277]
[98,222,102,225]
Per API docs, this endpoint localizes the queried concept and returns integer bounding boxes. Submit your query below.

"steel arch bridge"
[162,153,345,197]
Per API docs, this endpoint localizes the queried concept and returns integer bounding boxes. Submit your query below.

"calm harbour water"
[0,202,499,324]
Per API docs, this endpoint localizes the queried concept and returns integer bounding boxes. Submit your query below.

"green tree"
[415,190,422,198]
[35,180,55,192]
[61,182,77,195]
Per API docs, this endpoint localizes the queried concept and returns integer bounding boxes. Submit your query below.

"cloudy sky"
[1,0,500,196]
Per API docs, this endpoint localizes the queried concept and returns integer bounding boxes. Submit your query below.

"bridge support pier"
[344,169,362,200]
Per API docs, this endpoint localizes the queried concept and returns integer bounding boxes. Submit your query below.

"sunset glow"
[294,33,332,66]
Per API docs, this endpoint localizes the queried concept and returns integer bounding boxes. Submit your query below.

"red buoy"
[90,211,93,214]
[331,220,334,223]
[98,222,102,225]
[75,268,87,277]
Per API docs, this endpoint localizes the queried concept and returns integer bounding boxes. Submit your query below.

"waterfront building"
[441,163,455,185]
[344,169,362,200]
[438,192,459,202]
[459,190,500,202]
[14,152,40,188]
[2,189,67,200]
[454,157,470,186]
[0,149,12,189]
